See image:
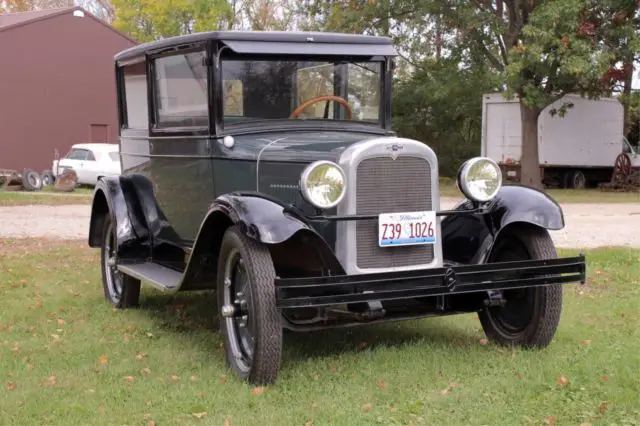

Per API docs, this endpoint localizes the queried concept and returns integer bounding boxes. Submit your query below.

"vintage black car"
[88,31,586,385]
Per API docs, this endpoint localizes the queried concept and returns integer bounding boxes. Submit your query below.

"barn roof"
[0,6,136,43]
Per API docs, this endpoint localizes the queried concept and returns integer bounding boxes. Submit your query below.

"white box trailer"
[481,93,639,188]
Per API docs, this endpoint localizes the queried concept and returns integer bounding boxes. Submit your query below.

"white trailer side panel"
[539,95,623,167]
[481,93,624,168]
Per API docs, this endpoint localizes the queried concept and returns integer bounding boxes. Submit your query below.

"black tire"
[41,170,55,186]
[217,225,282,385]
[100,216,140,308]
[22,169,43,191]
[478,225,563,348]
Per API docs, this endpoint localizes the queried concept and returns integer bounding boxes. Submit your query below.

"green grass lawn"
[0,186,93,206]
[1,240,638,425]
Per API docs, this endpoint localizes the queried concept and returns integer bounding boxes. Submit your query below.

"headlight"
[299,161,347,209]
[457,157,502,202]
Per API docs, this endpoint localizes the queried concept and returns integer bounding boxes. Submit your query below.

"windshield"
[221,59,382,126]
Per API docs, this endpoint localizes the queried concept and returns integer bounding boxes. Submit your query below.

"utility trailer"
[481,93,640,188]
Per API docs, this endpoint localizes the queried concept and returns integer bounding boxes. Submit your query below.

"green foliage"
[392,59,502,176]
[111,0,232,42]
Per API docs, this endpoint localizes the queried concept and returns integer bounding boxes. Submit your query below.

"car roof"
[72,143,119,152]
[115,30,397,63]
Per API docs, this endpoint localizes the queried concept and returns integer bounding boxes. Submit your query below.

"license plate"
[378,211,437,247]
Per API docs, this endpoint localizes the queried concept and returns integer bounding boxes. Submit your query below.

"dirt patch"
[0,199,638,249]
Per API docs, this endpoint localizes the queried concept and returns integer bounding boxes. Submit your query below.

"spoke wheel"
[100,216,140,308]
[222,249,255,373]
[217,226,282,385]
[478,225,563,348]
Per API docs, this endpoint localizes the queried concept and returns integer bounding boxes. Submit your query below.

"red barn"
[0,7,136,173]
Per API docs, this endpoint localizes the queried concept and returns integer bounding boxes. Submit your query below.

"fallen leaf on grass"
[359,341,368,350]
[556,376,569,386]
[311,402,318,409]
[362,403,373,413]
[57,319,66,326]
[515,372,524,379]
[377,379,386,390]
[136,352,147,360]
[170,374,179,382]
[11,343,19,353]
[599,402,609,414]
[479,338,489,345]
[601,375,610,382]
[141,368,151,376]
[51,334,60,343]
[579,423,592,426]
[440,382,459,395]
[147,422,156,426]
[42,375,56,387]
[313,375,319,381]
[192,412,207,419]
[123,376,135,383]
[146,332,154,338]
[223,419,232,426]
[219,374,227,384]
[7,382,17,391]
[304,421,313,426]
[544,416,557,425]
[252,386,265,396]
[99,355,108,365]
[579,340,592,346]
[190,376,198,381]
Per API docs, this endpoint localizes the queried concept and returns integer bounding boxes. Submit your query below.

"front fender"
[442,185,564,264]
[208,193,314,244]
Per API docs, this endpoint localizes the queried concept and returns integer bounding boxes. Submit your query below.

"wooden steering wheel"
[289,95,353,120]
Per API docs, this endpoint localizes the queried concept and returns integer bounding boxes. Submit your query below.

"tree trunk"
[519,103,543,190]
[623,57,634,137]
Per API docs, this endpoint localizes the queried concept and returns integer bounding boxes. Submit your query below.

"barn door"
[90,124,109,142]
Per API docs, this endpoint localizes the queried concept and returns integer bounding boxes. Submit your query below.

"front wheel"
[478,225,563,348]
[217,226,282,385]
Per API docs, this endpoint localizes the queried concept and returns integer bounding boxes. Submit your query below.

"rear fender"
[442,185,564,264]
[88,177,148,251]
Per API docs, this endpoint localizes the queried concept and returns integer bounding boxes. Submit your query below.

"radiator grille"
[355,156,434,269]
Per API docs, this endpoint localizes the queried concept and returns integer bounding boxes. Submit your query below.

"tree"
[429,0,639,189]
[3,0,73,12]
[110,0,232,42]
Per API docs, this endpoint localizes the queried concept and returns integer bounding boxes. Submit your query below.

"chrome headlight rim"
[299,160,347,210]
[457,157,503,203]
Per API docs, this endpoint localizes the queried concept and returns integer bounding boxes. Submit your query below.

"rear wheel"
[22,169,43,191]
[100,216,140,308]
[217,226,282,385]
[478,225,563,348]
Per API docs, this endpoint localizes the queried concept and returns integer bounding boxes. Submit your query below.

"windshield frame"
[213,50,393,136]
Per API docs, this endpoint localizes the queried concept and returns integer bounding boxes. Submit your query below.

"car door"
[146,46,215,245]
[59,148,89,182]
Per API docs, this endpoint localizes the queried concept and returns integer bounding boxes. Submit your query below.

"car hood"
[230,130,380,164]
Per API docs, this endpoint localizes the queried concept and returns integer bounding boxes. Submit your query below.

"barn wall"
[0,11,136,172]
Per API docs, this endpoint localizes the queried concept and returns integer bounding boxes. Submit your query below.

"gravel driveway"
[1,199,638,248]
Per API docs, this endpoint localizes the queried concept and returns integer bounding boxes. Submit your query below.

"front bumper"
[275,255,586,309]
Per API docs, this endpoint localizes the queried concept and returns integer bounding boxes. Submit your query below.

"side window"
[153,50,208,128]
[86,151,96,161]
[123,62,149,129]
[66,149,89,161]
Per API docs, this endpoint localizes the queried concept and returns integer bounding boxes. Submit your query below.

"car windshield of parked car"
[221,59,382,127]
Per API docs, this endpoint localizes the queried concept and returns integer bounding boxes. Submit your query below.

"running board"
[118,262,182,292]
